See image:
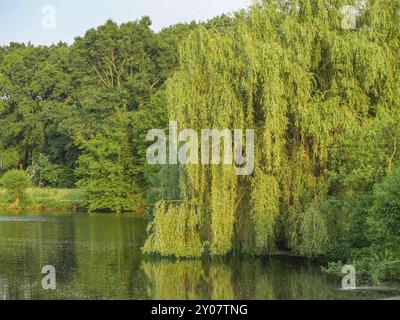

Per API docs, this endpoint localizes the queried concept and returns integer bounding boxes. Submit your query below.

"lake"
[0,211,397,300]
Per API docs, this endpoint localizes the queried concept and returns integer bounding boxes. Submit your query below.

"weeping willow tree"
[144,0,400,257]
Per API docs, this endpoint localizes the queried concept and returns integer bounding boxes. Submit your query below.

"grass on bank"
[0,187,87,211]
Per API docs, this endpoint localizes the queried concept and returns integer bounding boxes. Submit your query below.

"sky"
[0,0,252,45]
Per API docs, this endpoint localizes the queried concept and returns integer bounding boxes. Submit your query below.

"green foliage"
[76,118,143,213]
[0,17,196,211]
[69,18,196,212]
[0,43,78,186]
[28,154,76,188]
[0,169,31,207]
[251,173,280,253]
[143,201,204,257]
[0,148,20,171]
[145,0,400,276]
[1,0,399,284]
[0,169,31,192]
[26,188,86,211]
[352,167,400,283]
[370,168,400,239]
[145,163,182,218]
[299,199,329,257]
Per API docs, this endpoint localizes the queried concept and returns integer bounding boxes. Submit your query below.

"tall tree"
[144,0,400,259]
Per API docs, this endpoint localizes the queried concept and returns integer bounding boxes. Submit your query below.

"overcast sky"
[0,0,251,45]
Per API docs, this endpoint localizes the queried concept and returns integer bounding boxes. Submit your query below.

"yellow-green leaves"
[145,0,400,258]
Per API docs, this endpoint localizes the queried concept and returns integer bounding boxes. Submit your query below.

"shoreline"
[0,187,86,211]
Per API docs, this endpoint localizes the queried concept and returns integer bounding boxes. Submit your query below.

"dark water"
[0,211,396,300]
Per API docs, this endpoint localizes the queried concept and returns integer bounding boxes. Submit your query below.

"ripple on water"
[0,216,48,222]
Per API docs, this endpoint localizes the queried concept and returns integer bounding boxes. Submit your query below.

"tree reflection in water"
[1,212,395,300]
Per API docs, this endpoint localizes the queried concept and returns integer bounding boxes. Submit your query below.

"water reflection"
[142,258,339,300]
[0,212,395,300]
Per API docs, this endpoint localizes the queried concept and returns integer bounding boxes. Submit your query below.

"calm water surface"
[0,211,396,300]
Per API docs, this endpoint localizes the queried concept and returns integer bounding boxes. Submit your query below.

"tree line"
[0,16,201,212]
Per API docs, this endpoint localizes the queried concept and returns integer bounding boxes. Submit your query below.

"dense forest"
[0,16,200,212]
[1,0,399,284]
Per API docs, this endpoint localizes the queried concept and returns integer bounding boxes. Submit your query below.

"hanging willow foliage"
[144,0,400,257]
[251,173,280,253]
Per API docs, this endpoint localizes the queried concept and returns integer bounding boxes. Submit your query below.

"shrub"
[350,167,400,284]
[369,167,400,240]
[0,169,31,208]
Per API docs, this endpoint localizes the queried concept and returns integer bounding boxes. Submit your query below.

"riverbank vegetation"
[0,186,86,211]
[1,0,399,284]
[144,0,400,283]
[0,17,197,212]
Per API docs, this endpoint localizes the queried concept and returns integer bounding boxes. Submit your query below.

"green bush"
[27,188,86,211]
[0,169,31,208]
[350,168,400,284]
[370,168,400,240]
